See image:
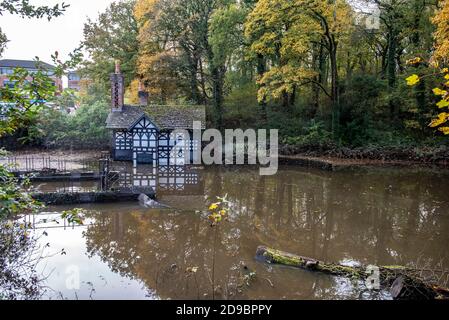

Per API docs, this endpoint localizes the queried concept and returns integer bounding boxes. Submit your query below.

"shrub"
[28,100,110,149]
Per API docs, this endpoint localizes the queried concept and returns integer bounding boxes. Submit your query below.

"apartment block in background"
[68,71,82,91]
[0,59,63,92]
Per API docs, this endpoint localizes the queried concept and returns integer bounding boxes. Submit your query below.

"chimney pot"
[115,60,121,74]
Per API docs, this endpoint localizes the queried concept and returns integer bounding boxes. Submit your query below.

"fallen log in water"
[255,246,449,300]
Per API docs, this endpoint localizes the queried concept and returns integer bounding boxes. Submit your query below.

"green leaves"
[0,49,82,138]
[0,0,69,20]
[0,27,7,57]
[82,0,138,90]
[0,164,43,220]
[209,4,247,67]
[61,208,86,225]
[26,100,110,149]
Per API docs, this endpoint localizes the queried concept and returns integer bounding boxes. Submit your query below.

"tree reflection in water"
[76,166,449,299]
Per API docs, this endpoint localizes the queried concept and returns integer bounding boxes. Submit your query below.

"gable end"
[128,115,159,131]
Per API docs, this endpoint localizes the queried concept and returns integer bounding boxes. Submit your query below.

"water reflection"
[32,166,449,299]
[103,162,204,197]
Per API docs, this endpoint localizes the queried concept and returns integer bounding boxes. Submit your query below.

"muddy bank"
[279,155,449,171]
[279,144,449,169]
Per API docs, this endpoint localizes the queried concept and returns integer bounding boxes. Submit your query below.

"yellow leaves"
[406,74,420,86]
[245,0,352,101]
[134,0,159,22]
[257,65,316,103]
[437,99,449,108]
[428,69,449,133]
[429,112,449,128]
[439,127,449,135]
[433,88,449,109]
[433,88,448,96]
[432,0,449,64]
[433,70,449,110]
[125,79,141,105]
[406,57,423,66]
[207,195,230,226]
[209,203,219,211]
[250,32,278,55]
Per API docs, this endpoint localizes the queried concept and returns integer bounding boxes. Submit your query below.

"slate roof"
[105,105,206,130]
[0,59,55,70]
[105,105,145,129]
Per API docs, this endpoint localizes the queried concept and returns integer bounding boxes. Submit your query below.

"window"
[0,68,13,75]
[3,81,16,89]
[141,133,149,148]
[68,73,80,81]
[133,134,140,147]
[137,153,153,164]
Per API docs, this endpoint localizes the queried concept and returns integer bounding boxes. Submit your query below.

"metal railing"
[32,180,100,193]
[0,156,99,173]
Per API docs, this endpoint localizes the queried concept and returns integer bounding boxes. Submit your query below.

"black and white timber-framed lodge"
[105,63,205,166]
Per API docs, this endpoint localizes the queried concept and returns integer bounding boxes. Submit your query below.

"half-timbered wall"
[132,116,158,166]
[115,131,132,150]
[131,166,157,192]
[158,130,200,165]
[111,119,201,165]
[158,165,186,191]
[113,130,133,161]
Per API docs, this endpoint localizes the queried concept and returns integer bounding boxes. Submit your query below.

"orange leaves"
[432,0,449,65]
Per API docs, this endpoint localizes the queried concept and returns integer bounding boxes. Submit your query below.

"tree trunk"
[211,65,225,129]
[329,39,340,138]
[387,30,397,88]
[256,54,268,123]
[255,246,449,300]
[311,44,321,117]
[189,58,201,105]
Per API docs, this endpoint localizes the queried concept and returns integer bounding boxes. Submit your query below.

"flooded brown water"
[30,166,449,300]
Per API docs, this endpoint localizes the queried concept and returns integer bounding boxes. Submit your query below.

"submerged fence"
[1,155,201,196]
[0,156,99,173]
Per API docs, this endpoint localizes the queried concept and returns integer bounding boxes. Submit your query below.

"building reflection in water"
[106,162,204,197]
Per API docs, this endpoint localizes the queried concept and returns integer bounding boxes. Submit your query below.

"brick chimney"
[138,81,149,106]
[110,60,124,112]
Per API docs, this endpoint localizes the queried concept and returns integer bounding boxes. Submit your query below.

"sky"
[0,0,116,63]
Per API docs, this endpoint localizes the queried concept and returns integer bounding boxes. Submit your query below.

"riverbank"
[279,155,449,171]
[279,144,449,170]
